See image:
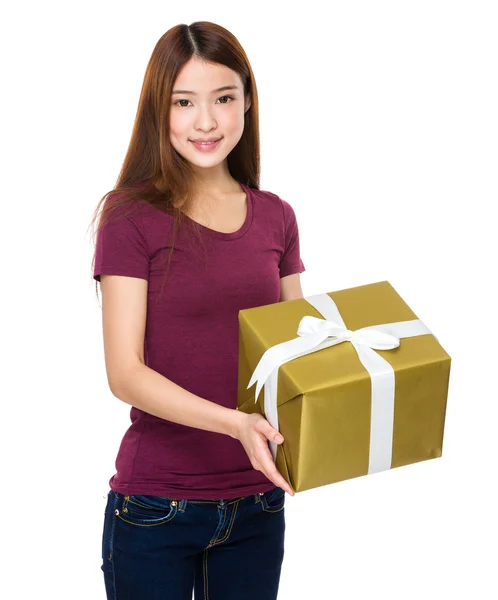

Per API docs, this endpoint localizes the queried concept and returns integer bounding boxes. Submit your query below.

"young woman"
[91,21,305,600]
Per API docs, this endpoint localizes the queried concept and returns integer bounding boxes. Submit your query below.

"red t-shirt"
[93,182,305,499]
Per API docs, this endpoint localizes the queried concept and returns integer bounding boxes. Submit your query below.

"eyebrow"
[171,85,239,96]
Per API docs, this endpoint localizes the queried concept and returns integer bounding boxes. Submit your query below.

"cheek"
[223,108,244,130]
[169,111,191,136]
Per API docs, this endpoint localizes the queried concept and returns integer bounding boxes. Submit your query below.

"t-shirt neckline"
[181,181,253,241]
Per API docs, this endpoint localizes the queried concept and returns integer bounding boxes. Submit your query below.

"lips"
[190,138,221,144]
[189,138,223,152]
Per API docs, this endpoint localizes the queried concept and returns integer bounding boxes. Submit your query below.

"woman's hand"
[233,412,295,496]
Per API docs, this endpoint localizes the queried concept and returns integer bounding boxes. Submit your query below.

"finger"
[261,421,284,444]
[256,437,294,496]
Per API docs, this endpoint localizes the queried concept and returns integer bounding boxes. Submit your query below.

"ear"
[244,95,252,113]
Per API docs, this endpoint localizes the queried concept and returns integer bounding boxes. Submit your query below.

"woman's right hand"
[233,412,295,496]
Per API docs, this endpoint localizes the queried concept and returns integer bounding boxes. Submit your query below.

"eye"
[175,99,191,108]
[173,95,235,107]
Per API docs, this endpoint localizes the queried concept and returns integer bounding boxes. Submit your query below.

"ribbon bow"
[297,315,401,348]
[247,292,432,473]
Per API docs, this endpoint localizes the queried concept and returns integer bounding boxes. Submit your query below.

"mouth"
[189,137,223,151]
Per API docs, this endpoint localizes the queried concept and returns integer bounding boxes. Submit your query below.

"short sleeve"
[93,200,150,282]
[278,198,306,278]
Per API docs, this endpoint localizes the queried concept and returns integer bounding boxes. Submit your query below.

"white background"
[2,1,497,598]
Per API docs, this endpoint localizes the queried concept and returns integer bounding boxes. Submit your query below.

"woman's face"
[169,57,251,174]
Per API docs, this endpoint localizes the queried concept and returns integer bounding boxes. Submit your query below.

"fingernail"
[275,435,283,442]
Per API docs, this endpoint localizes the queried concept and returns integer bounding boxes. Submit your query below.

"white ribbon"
[247,292,433,473]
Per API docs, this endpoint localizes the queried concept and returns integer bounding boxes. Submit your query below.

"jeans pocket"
[102,492,111,563]
[260,486,286,513]
[102,490,118,566]
[118,494,179,526]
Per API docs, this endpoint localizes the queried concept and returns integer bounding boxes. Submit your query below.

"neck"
[189,161,241,197]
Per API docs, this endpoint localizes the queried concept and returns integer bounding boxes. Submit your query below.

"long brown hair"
[88,21,261,300]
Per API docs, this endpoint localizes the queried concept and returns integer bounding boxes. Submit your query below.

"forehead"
[172,58,242,94]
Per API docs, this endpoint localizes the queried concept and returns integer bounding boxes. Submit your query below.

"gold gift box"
[237,280,451,493]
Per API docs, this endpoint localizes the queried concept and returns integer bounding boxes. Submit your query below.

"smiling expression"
[169,57,251,170]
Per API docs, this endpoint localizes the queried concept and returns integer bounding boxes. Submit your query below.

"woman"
[90,20,305,600]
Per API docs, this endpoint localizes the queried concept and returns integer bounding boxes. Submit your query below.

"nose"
[194,103,218,132]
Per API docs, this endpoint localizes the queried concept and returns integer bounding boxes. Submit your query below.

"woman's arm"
[114,361,245,438]
[99,274,244,438]
[279,272,304,302]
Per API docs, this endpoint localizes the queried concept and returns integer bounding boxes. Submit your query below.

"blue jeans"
[101,487,286,599]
